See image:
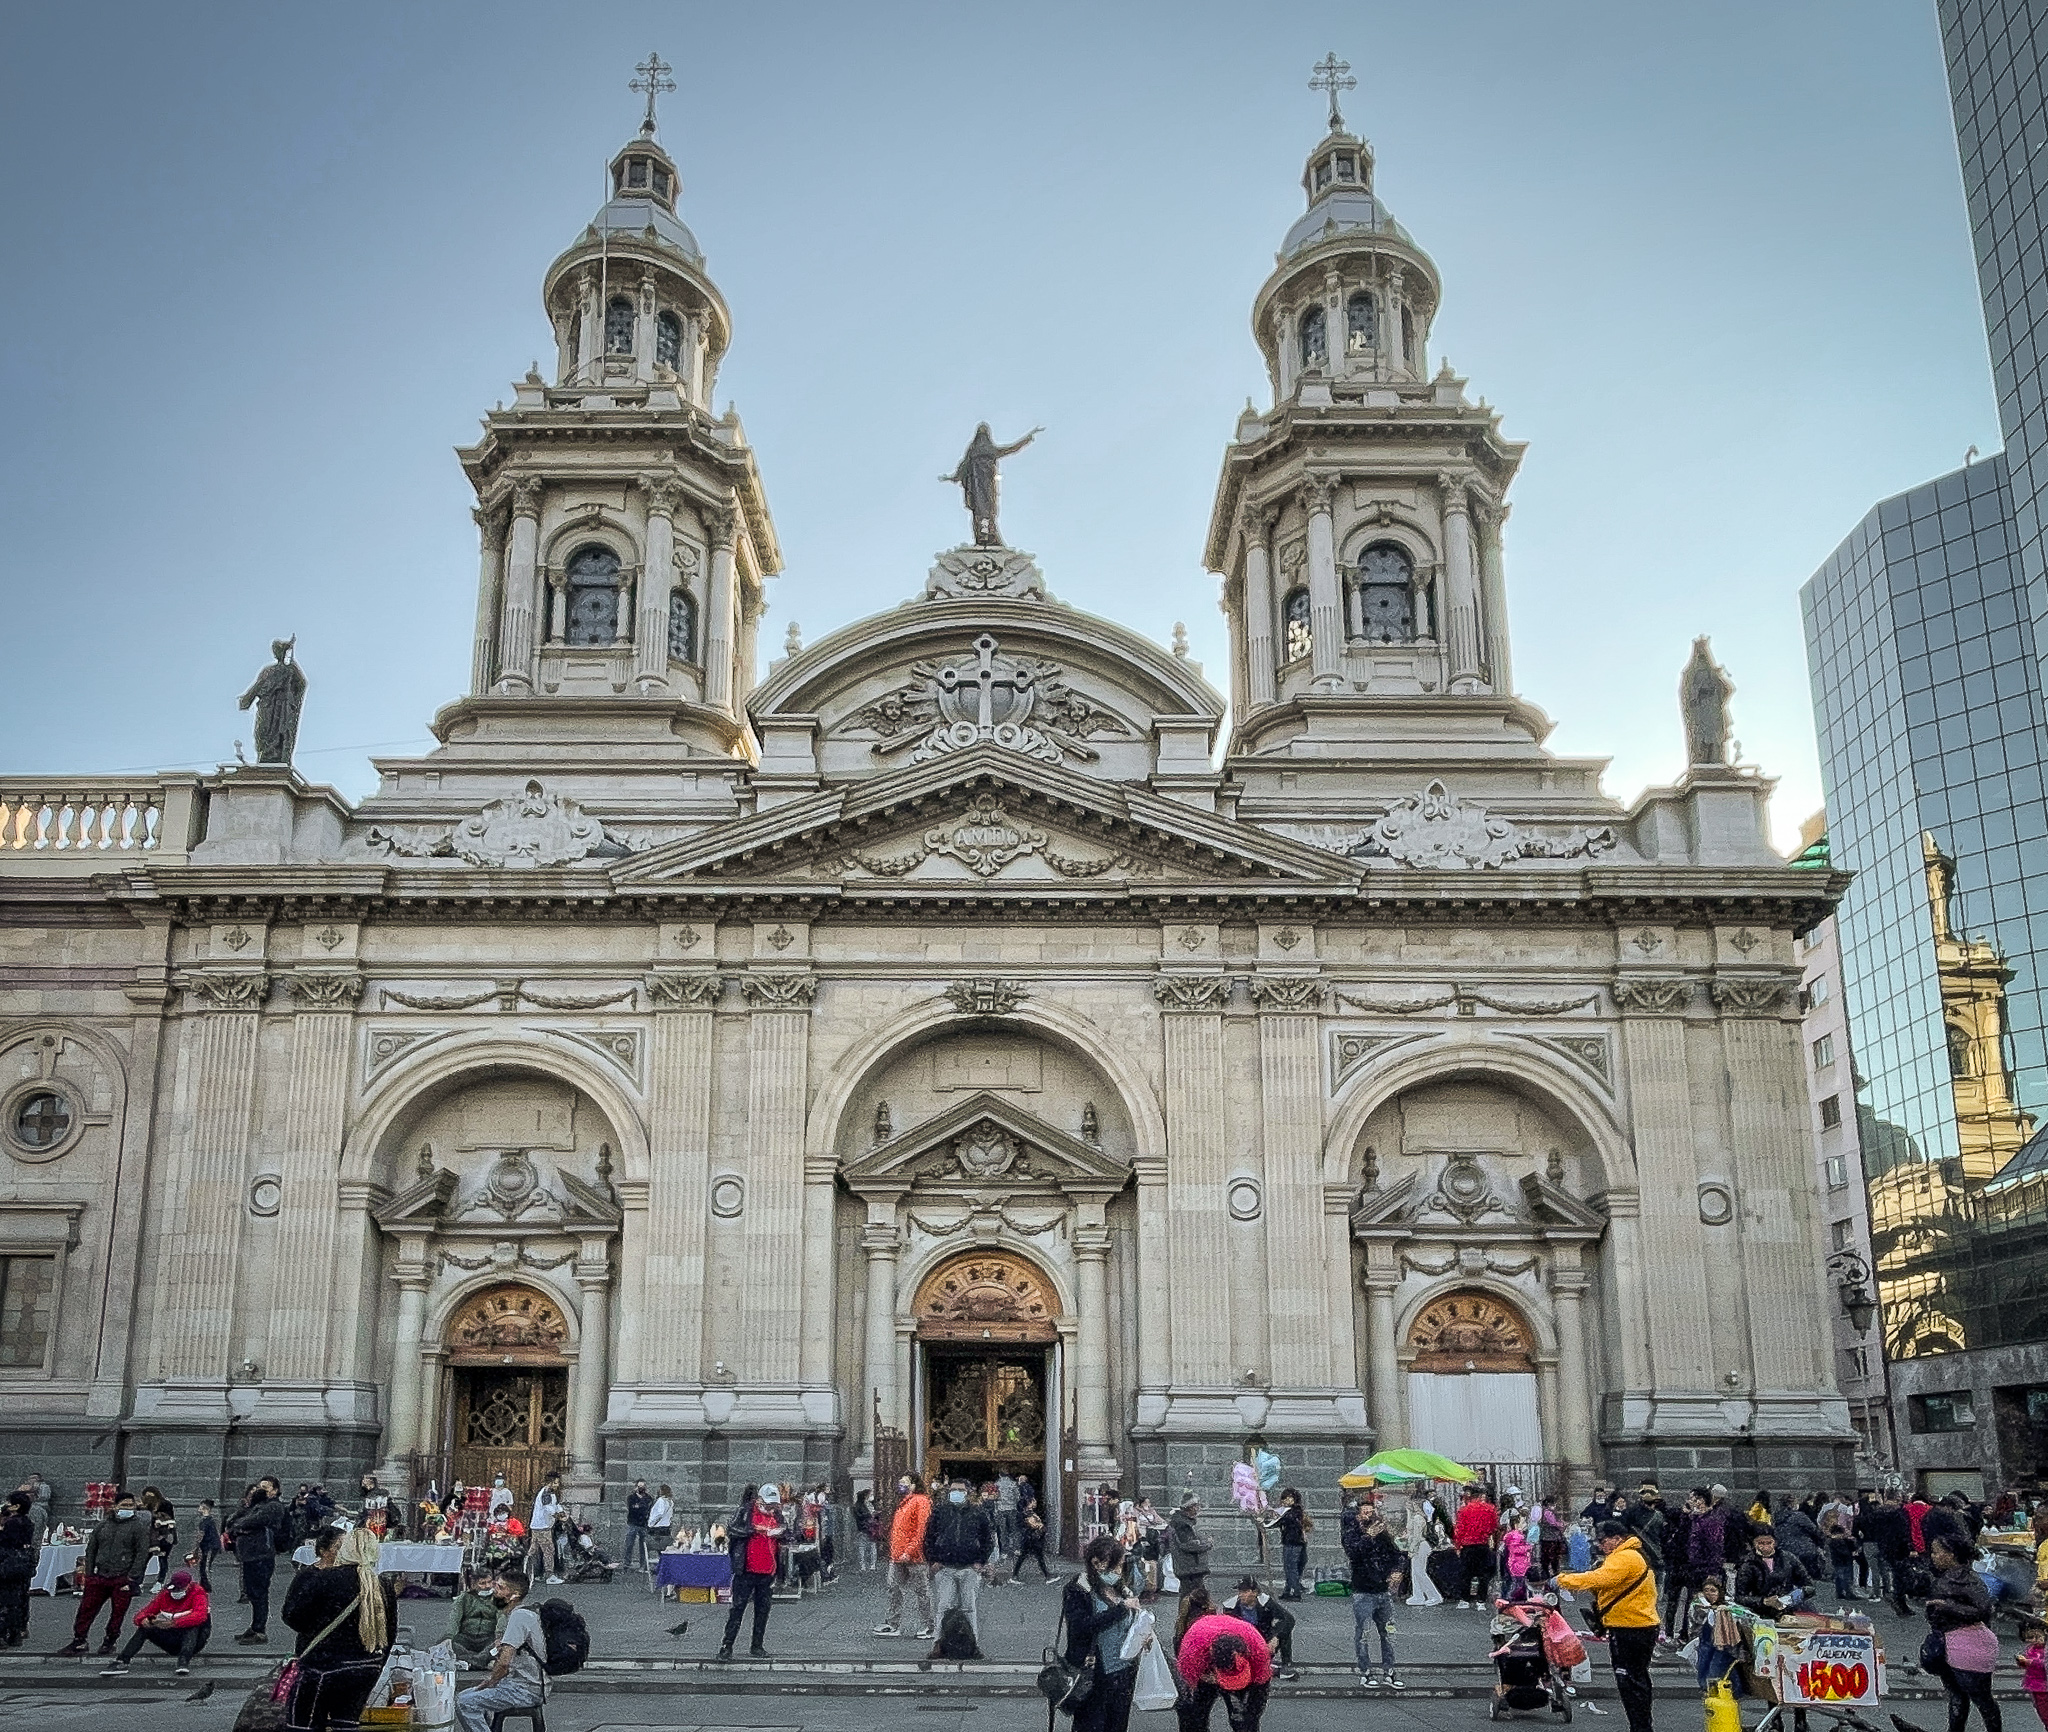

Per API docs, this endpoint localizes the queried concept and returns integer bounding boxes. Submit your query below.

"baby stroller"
[1488,1596,1576,1723]
[561,1522,615,1585]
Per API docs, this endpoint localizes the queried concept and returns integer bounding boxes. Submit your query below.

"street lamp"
[1827,1250,1878,1334]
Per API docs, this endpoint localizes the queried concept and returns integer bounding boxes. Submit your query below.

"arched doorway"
[913,1252,1058,1491]
[1404,1288,1544,1474]
[441,1283,571,1498]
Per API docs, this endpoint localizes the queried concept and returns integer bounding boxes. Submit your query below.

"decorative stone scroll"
[1611,978,1694,1014]
[1153,975,1231,1013]
[1709,978,1797,1017]
[737,972,818,1009]
[176,972,271,1012]
[646,972,723,1009]
[281,972,366,1010]
[1248,976,1327,1013]
[942,978,1029,1015]
[843,793,1141,880]
[913,1251,1059,1343]
[838,635,1133,768]
[1346,780,1617,871]
[1405,1288,1537,1372]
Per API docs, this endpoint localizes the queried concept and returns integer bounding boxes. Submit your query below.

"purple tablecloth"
[656,1552,732,1591]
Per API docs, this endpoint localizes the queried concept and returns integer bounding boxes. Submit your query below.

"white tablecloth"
[31,1543,84,1594]
[290,1540,463,1574]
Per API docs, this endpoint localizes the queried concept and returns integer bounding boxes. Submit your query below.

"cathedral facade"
[0,95,1854,1530]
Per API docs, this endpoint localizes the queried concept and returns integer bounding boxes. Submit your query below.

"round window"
[4,1083,80,1162]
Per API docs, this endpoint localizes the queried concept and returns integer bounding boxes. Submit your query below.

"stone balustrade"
[0,774,204,873]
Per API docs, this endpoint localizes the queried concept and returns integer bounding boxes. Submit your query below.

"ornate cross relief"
[839,635,1132,767]
[841,792,1148,880]
[1340,781,1618,871]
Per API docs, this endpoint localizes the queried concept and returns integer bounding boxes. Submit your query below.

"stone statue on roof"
[941,422,1042,549]
[1680,636,1733,766]
[239,638,307,765]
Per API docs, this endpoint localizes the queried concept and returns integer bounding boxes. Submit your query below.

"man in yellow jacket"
[1558,1520,1659,1732]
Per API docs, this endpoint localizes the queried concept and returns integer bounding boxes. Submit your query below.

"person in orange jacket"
[875,1474,935,1639]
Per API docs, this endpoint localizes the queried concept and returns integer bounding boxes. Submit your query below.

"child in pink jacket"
[1503,1521,1533,1601]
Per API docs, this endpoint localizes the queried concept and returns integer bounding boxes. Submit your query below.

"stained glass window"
[1283,587,1312,662]
[605,298,635,356]
[668,588,696,662]
[656,312,682,372]
[1346,291,1378,353]
[1357,542,1415,643]
[1299,306,1327,370]
[565,545,621,646]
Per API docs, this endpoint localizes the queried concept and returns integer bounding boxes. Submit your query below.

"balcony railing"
[0,775,205,874]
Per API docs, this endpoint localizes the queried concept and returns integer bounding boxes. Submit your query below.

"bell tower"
[1206,56,1527,753]
[444,54,777,759]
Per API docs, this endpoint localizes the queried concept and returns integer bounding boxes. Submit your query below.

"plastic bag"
[410,1659,458,1730]
[1134,1635,1179,1712]
[1160,1561,1180,1593]
[1120,1608,1156,1661]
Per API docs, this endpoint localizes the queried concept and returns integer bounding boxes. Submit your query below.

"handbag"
[231,1590,364,1732]
[1920,1627,1948,1671]
[1036,1605,1097,1718]
[1584,1560,1650,1635]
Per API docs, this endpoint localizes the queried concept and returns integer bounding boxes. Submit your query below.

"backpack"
[933,1607,981,1661]
[534,1599,589,1675]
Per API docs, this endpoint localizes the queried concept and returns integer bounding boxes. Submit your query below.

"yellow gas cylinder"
[1704,1678,1743,1732]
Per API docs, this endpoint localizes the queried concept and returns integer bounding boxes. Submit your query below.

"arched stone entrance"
[913,1251,1059,1490]
[441,1283,571,1496]
[1403,1287,1544,1469]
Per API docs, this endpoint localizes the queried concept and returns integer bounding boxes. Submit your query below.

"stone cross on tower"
[630,51,676,137]
[1309,51,1356,132]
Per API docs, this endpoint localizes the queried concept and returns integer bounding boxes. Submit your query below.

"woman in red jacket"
[100,1567,210,1676]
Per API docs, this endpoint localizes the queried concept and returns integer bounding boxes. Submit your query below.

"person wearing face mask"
[222,1478,287,1644]
[876,1474,935,1640]
[284,1525,399,1731]
[718,1482,785,1661]
[56,1489,151,1657]
[455,1569,546,1732]
[1061,1534,1146,1732]
[923,1476,997,1657]
[100,1566,211,1677]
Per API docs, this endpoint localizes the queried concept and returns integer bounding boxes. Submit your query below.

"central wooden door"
[451,1367,567,1497]
[923,1348,1048,1485]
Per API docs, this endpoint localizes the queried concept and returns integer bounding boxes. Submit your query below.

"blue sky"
[0,2,2000,849]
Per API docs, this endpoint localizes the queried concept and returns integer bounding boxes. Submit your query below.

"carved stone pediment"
[1340,780,1618,871]
[843,1090,1129,1197]
[372,1148,621,1234]
[608,746,1359,891]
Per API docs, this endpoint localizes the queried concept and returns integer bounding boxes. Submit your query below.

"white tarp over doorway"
[1406,1371,1544,1463]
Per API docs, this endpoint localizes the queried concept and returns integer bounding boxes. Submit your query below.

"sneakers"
[1362,1671,1384,1688]
[1281,1666,1301,1681]
[546,1575,564,1584]
[174,1664,190,1677]
[54,1641,86,1658]
[715,1644,732,1662]
[1457,1599,1472,1609]
[914,1626,936,1640]
[99,1661,129,1676]
[234,1630,267,1644]
[1388,1674,1407,1690]
[873,1623,901,1637]
[749,1645,768,1658]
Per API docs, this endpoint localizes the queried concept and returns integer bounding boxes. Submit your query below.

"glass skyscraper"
[1797,2,2048,1492]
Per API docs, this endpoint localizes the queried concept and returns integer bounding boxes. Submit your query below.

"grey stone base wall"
[0,1422,120,1526]
[598,1432,838,1548]
[120,1424,381,1509]
[1600,1437,1858,1496]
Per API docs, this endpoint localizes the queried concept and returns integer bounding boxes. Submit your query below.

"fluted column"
[1476,498,1512,694]
[635,477,680,692]
[1250,974,1328,1385]
[1134,1159,1172,1396]
[1302,478,1343,690]
[1439,473,1483,690]
[800,1157,837,1387]
[569,1248,612,1472]
[1157,974,1231,1384]
[497,480,543,693]
[1324,1185,1362,1400]
[703,506,738,714]
[383,1268,431,1461]
[1551,1263,1595,1476]
[155,973,266,1380]
[738,972,814,1372]
[861,1203,903,1446]
[642,972,720,1382]
[269,972,363,1380]
[1075,1223,1116,1469]
[1364,1279,1404,1449]
[1241,507,1277,711]
[470,507,506,698]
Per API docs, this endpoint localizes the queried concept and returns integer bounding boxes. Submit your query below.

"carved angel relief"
[839,634,1133,767]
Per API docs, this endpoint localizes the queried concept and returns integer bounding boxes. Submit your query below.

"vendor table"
[289,1541,463,1574]
[656,1552,732,1593]
[30,1543,83,1595]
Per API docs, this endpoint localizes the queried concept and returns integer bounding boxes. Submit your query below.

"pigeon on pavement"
[184,1679,215,1702]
